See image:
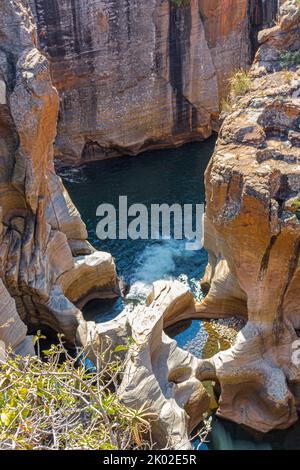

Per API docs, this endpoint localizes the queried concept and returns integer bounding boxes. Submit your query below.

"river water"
[60,139,300,451]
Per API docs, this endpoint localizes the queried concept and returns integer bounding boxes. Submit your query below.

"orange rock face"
[28,0,255,165]
[0,0,119,354]
[200,1,300,432]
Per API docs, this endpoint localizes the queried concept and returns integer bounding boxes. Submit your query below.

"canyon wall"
[200,0,300,432]
[29,0,256,165]
[0,0,119,355]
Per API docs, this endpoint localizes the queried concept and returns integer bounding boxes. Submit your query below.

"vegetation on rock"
[221,69,251,114]
[291,199,300,220]
[279,50,300,68]
[0,337,153,450]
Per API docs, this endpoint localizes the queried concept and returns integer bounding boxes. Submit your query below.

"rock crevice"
[28,0,262,165]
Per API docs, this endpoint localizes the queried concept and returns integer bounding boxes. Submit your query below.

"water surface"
[60,138,300,450]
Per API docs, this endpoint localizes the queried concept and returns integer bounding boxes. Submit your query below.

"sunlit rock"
[0,0,119,352]
[199,1,300,432]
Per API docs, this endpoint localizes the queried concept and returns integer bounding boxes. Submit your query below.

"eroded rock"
[88,280,211,449]
[0,1,119,353]
[200,0,300,432]
[29,0,256,165]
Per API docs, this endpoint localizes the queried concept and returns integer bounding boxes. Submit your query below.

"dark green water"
[61,140,213,318]
[60,139,300,450]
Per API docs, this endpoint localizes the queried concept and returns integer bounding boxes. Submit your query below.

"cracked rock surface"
[200,0,300,432]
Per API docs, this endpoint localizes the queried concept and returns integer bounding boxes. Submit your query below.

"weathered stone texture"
[200,1,300,432]
[29,0,255,165]
[0,0,119,354]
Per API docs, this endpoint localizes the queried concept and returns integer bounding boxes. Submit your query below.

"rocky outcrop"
[2,0,299,447]
[83,281,210,450]
[0,0,119,354]
[199,0,300,432]
[29,0,257,165]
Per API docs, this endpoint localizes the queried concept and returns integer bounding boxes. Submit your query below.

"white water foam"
[127,238,198,301]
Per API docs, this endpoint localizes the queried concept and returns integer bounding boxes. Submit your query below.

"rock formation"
[199,0,300,432]
[1,0,299,448]
[0,0,119,355]
[29,0,258,165]
[82,281,210,450]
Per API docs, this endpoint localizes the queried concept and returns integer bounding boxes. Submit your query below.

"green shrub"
[228,70,251,99]
[279,50,300,69]
[291,199,300,220]
[0,335,213,450]
[0,338,153,450]
[221,69,250,114]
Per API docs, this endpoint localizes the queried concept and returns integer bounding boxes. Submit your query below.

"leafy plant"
[283,70,293,84]
[0,335,213,450]
[0,337,153,450]
[279,50,300,69]
[221,69,251,114]
[221,97,233,114]
[291,199,300,220]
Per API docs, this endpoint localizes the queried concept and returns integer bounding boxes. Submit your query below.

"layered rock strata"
[29,0,257,165]
[199,0,300,432]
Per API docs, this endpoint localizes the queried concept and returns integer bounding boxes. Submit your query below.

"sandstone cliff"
[29,0,258,165]
[199,0,300,432]
[2,0,300,446]
[0,0,119,355]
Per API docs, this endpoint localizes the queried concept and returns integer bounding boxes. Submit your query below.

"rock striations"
[200,0,300,432]
[29,0,255,165]
[0,0,119,355]
[1,0,299,449]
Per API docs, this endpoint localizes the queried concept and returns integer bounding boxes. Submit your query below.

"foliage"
[279,50,300,69]
[228,70,251,99]
[291,199,300,220]
[0,335,213,450]
[221,97,233,115]
[0,337,153,450]
[221,69,251,114]
[283,70,293,84]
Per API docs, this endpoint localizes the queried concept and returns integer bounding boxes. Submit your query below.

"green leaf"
[99,442,117,450]
[1,410,15,427]
[18,388,28,400]
[114,345,128,353]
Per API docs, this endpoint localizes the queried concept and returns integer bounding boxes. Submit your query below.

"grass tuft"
[221,69,251,114]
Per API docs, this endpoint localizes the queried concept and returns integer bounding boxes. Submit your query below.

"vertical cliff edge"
[28,0,277,165]
[0,0,120,356]
[199,0,300,432]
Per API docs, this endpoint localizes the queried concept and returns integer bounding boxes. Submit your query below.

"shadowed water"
[60,138,300,450]
[61,140,213,338]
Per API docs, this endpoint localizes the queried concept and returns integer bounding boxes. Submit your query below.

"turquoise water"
[60,139,300,450]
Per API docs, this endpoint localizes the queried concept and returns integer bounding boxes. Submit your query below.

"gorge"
[0,0,300,452]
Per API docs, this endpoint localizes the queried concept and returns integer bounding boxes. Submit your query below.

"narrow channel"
[60,139,300,451]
